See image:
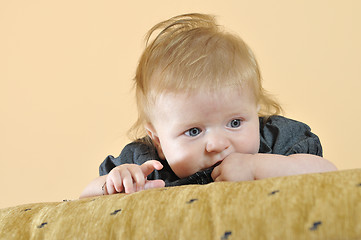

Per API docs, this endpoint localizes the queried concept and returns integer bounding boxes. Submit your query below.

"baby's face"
[147,87,260,178]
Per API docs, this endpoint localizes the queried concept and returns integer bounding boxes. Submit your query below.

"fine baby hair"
[129,13,282,140]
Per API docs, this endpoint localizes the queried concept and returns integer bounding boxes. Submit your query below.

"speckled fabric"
[1,169,360,239]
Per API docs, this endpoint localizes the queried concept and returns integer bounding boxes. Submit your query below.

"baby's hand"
[211,153,255,182]
[105,160,165,194]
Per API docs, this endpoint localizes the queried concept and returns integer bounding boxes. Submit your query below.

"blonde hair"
[128,13,282,140]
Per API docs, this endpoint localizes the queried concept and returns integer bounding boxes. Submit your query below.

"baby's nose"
[205,132,230,153]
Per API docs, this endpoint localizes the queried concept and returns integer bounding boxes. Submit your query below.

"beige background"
[1,0,360,209]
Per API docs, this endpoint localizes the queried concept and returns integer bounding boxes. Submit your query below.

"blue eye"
[228,119,241,128]
[185,127,202,137]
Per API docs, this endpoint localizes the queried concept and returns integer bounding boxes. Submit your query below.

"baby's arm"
[80,160,165,199]
[211,153,337,182]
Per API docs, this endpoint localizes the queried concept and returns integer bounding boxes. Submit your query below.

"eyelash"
[184,119,242,137]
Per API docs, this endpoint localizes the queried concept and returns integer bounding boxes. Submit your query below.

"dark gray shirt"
[99,116,323,186]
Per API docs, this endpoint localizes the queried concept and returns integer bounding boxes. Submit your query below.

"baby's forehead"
[145,82,259,125]
[147,86,259,127]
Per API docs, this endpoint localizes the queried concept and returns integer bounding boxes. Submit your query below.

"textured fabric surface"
[1,169,361,239]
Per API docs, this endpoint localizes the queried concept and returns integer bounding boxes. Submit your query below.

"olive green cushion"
[1,169,360,239]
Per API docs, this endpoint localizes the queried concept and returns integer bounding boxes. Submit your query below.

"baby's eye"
[227,119,242,128]
[185,127,202,137]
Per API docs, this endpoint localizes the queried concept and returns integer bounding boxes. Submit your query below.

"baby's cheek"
[245,127,260,154]
[252,133,261,153]
[234,135,260,154]
[165,149,199,178]
[249,139,260,154]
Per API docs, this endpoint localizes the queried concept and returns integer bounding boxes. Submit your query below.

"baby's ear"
[145,123,166,160]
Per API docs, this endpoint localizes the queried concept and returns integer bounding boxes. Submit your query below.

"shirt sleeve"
[98,140,157,176]
[259,116,323,157]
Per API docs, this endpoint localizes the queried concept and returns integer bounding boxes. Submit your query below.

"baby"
[80,13,336,198]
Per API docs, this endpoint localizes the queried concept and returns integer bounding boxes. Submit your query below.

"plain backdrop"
[1,0,360,208]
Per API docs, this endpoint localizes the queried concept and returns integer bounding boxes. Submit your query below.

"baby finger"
[120,169,135,194]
